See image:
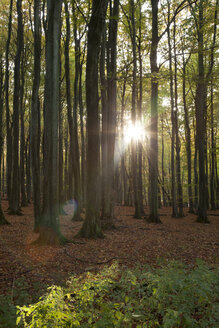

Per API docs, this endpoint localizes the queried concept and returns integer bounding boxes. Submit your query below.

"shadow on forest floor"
[0,200,218,300]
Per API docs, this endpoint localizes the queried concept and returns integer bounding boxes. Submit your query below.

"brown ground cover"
[0,200,218,297]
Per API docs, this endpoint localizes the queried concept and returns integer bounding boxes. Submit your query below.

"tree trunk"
[148,0,161,223]
[121,72,128,205]
[137,0,145,215]
[161,114,166,206]
[79,59,85,207]
[167,5,177,218]
[0,58,9,225]
[31,0,41,231]
[182,52,193,213]
[64,133,69,202]
[130,0,141,219]
[9,0,23,215]
[194,130,198,211]
[5,0,13,204]
[59,57,64,212]
[38,0,65,245]
[78,0,108,238]
[64,1,74,201]
[72,5,82,221]
[20,53,28,207]
[210,81,215,210]
[26,136,31,204]
[101,0,119,228]
[195,0,209,223]
[173,19,184,217]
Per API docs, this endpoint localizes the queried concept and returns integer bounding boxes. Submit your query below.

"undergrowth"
[0,278,47,328]
[15,260,219,328]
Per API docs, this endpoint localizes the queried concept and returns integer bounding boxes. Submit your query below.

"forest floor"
[0,200,218,299]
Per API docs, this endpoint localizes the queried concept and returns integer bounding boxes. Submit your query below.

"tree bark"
[148,0,161,223]
[210,81,215,210]
[167,5,177,218]
[64,1,74,201]
[31,0,42,231]
[173,19,184,217]
[72,5,82,221]
[101,0,119,228]
[9,0,23,215]
[130,0,141,219]
[38,0,65,245]
[5,0,13,204]
[195,0,208,223]
[79,0,108,238]
[182,51,193,213]
[137,0,145,215]
[0,58,9,225]
[20,53,28,207]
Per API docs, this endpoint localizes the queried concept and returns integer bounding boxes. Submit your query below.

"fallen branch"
[64,249,127,265]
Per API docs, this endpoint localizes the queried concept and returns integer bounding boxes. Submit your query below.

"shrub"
[17,261,219,327]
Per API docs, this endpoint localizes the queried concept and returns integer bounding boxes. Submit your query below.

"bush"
[17,261,219,327]
[0,277,47,328]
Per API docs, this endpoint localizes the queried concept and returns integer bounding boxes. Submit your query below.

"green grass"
[15,260,219,328]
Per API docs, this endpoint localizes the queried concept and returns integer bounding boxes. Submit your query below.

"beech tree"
[31,0,41,231]
[37,0,64,244]
[9,0,23,215]
[79,0,108,238]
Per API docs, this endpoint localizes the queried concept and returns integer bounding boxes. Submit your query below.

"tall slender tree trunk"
[26,135,31,204]
[167,5,177,218]
[210,81,215,210]
[148,0,161,223]
[161,114,166,206]
[194,130,198,211]
[137,0,145,214]
[64,1,74,201]
[64,133,69,201]
[196,0,208,223]
[72,6,82,221]
[5,0,13,204]
[38,0,65,244]
[79,0,108,238]
[31,0,41,230]
[101,0,119,228]
[121,73,128,205]
[130,0,141,219]
[100,26,109,222]
[9,0,23,215]
[182,52,193,213]
[0,58,9,225]
[79,60,85,206]
[59,57,64,212]
[20,54,28,207]
[173,20,184,217]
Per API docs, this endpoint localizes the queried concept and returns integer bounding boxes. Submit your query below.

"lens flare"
[124,121,146,143]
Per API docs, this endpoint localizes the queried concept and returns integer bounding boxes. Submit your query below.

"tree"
[37,0,65,245]
[9,0,23,215]
[79,0,108,238]
[189,0,218,222]
[0,56,9,225]
[101,0,119,228]
[5,0,13,206]
[130,0,142,219]
[167,3,177,217]
[148,0,161,223]
[31,0,41,231]
[195,0,208,223]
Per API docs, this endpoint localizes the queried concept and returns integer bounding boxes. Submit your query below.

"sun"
[124,120,146,143]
